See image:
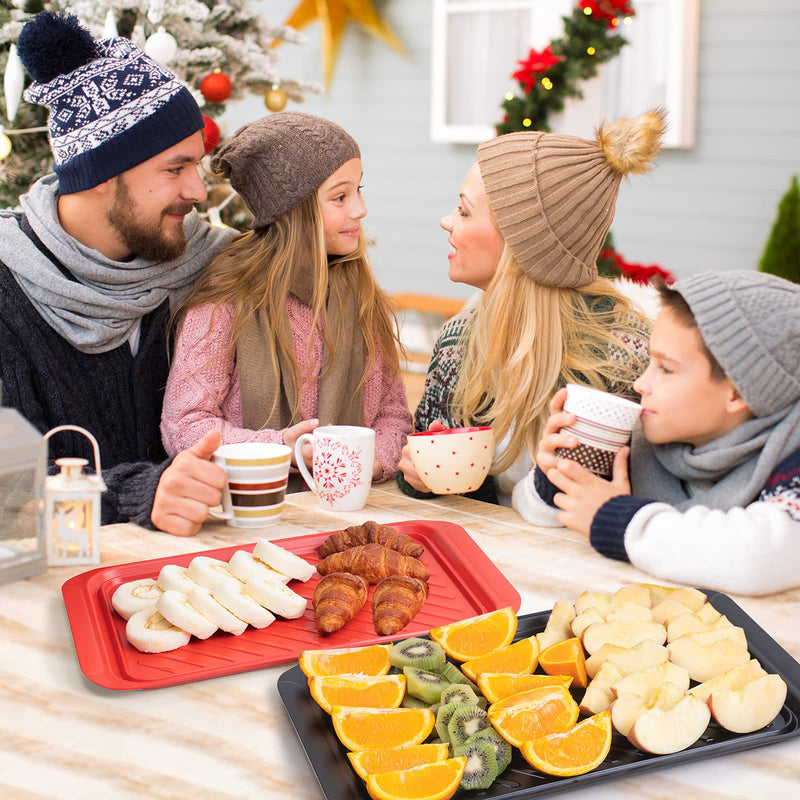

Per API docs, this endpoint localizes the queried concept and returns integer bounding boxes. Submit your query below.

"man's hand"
[536,388,579,473]
[397,420,446,493]
[151,430,227,537]
[547,446,631,537]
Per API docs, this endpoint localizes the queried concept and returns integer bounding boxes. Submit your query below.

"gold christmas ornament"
[278,0,405,88]
[265,86,288,112]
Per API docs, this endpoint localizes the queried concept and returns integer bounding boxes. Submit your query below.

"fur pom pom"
[17,12,98,84]
[597,108,667,176]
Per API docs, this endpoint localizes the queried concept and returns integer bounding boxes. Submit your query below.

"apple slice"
[612,585,651,608]
[637,584,706,611]
[605,602,653,624]
[612,661,690,699]
[689,659,766,703]
[610,680,686,736]
[651,599,694,625]
[575,591,613,617]
[628,693,711,754]
[579,661,624,715]
[668,637,749,683]
[585,639,668,680]
[708,674,788,733]
[571,607,605,639]
[536,600,576,652]
[666,611,733,642]
[581,620,667,656]
[683,625,747,650]
[696,602,722,626]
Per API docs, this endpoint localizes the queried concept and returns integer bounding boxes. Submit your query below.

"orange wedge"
[538,637,588,688]
[331,706,435,751]
[519,712,612,776]
[299,644,392,677]
[428,607,517,662]
[309,674,406,714]
[477,672,573,703]
[364,757,467,800]
[460,636,539,682]
[347,743,450,780]
[488,685,580,747]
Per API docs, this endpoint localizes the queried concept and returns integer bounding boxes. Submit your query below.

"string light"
[587,46,596,55]
[504,92,514,101]
[623,16,633,25]
[206,188,237,228]
[522,118,532,127]
[541,78,553,90]
[583,6,592,14]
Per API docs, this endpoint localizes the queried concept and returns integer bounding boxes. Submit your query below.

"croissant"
[316,543,430,584]
[372,575,428,636]
[313,572,368,635]
[317,520,424,559]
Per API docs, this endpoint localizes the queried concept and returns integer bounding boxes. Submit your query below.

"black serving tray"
[277,591,800,799]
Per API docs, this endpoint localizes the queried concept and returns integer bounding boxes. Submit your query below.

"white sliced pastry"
[252,539,315,582]
[188,586,248,635]
[245,573,307,619]
[228,549,291,584]
[156,590,218,640]
[188,555,240,590]
[126,606,191,653]
[157,564,196,594]
[111,578,163,620]
[212,578,276,629]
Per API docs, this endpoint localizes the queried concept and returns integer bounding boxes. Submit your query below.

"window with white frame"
[430,0,700,148]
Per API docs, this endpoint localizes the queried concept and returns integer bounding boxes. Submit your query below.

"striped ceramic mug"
[556,384,642,477]
[210,442,292,527]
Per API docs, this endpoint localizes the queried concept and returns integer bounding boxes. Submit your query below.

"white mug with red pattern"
[294,425,376,511]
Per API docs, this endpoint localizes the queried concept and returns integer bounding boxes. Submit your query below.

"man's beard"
[106,177,194,261]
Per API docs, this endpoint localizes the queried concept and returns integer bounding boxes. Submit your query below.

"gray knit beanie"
[477,109,666,288]
[211,112,360,228]
[674,270,800,417]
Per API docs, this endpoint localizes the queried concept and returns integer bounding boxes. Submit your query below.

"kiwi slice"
[435,700,463,743]
[401,693,429,709]
[447,704,490,748]
[403,666,451,704]
[453,739,499,791]
[440,683,480,707]
[389,637,447,671]
[466,728,512,773]
[435,661,480,692]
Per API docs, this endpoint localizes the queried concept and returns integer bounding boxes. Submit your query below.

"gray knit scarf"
[630,398,800,510]
[0,175,235,354]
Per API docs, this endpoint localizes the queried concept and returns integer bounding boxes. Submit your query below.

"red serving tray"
[62,520,521,691]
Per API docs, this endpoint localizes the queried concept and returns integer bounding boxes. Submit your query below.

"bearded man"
[0,12,236,535]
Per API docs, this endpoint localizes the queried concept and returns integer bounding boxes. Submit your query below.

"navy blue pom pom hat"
[17,12,203,194]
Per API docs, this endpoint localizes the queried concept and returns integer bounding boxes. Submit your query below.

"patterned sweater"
[530,449,800,596]
[161,300,412,480]
[398,304,650,503]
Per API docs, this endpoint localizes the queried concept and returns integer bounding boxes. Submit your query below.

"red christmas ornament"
[199,69,233,103]
[202,114,220,154]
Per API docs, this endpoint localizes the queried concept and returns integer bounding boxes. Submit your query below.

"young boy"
[515,270,800,596]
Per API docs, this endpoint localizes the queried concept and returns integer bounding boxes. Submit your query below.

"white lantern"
[0,407,47,585]
[43,426,106,566]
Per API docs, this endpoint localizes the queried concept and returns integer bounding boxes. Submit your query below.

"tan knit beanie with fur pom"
[477,108,666,288]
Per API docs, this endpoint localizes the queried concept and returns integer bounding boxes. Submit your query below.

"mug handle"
[294,433,316,492]
[208,481,233,521]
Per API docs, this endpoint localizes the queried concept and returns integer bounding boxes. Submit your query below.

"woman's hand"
[397,420,447,492]
[535,388,578,474]
[283,418,318,467]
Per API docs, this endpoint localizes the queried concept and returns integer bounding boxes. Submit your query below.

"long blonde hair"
[451,247,650,473]
[173,195,402,419]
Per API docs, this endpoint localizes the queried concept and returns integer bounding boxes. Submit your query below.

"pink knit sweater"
[161,298,412,480]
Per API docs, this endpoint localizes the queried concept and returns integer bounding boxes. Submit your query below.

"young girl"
[161,113,411,481]
[397,110,665,510]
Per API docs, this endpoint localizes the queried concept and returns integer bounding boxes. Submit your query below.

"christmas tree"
[0,0,319,221]
[759,175,800,285]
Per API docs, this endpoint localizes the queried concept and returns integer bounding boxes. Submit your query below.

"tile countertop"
[1,482,798,799]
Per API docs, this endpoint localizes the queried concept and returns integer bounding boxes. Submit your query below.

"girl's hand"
[283,418,318,467]
[397,420,447,492]
[536,388,578,474]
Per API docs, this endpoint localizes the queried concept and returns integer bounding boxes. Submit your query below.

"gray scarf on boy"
[0,175,235,354]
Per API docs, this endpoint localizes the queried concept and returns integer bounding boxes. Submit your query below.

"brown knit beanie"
[477,109,666,288]
[211,112,360,228]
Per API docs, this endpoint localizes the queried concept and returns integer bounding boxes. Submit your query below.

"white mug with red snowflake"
[294,425,376,511]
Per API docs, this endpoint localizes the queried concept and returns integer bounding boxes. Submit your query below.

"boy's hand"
[547,446,631,537]
[536,387,578,473]
[397,420,447,492]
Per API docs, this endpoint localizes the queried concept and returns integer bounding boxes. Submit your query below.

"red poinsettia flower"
[580,0,635,29]
[600,247,674,285]
[512,45,561,94]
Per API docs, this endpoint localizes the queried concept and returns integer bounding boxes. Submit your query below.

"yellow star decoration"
[279,0,405,88]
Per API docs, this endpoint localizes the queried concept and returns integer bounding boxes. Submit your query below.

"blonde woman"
[397,110,664,514]
[161,113,411,481]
